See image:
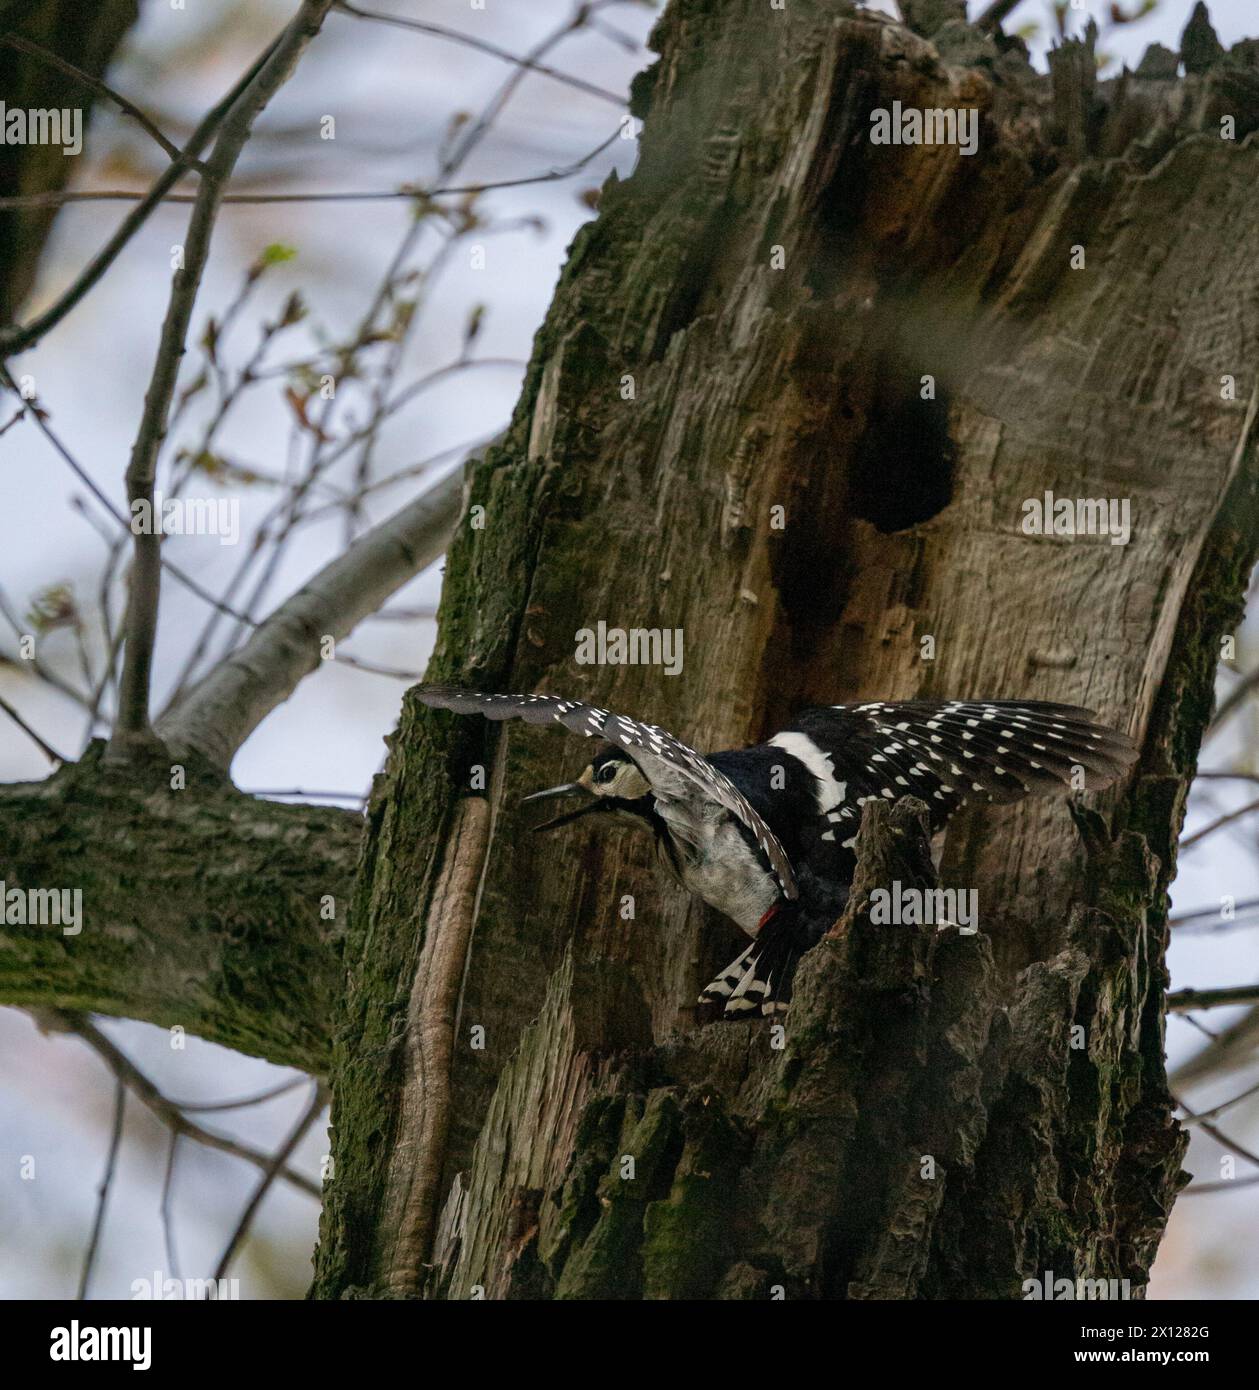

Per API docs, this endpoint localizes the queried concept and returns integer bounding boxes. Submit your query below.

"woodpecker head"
[522,747,653,832]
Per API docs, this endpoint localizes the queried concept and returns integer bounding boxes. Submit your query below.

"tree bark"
[311,2,1259,1299]
[0,747,355,1072]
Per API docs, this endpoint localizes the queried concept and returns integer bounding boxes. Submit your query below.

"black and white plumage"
[415,686,1137,1019]
[417,687,797,897]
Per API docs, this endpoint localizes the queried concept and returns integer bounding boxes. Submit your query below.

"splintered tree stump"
[312,2,1259,1299]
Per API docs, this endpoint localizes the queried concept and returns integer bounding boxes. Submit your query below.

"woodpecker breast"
[652,802,781,933]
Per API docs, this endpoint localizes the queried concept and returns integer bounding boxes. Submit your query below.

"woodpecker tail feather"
[699,944,795,1017]
[699,906,811,1019]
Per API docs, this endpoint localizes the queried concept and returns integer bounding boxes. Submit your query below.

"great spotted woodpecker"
[415,687,1137,1018]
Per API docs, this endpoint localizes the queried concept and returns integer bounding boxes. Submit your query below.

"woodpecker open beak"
[521,782,610,833]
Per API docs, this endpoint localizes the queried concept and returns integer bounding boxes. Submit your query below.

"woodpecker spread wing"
[416,685,799,899]
[771,699,1137,847]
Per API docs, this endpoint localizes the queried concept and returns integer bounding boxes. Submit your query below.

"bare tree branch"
[1180,796,1259,850]
[1180,1078,1259,1126]
[1175,1094,1259,1171]
[1208,663,1259,732]
[0,364,444,734]
[1171,896,1259,934]
[110,0,339,757]
[333,1,627,105]
[175,1078,308,1114]
[0,372,256,637]
[0,128,624,211]
[211,1081,328,1284]
[0,33,282,357]
[35,1008,322,1198]
[0,692,66,763]
[241,788,367,804]
[77,1077,125,1300]
[157,464,465,767]
[149,16,599,729]
[1182,1173,1259,1195]
[1168,984,1259,1013]
[160,1130,181,1280]
[0,369,451,736]
[0,33,181,160]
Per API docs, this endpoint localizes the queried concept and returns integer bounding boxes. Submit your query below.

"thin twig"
[0,693,66,763]
[1,372,443,714]
[191,14,589,676]
[0,34,181,159]
[1182,1173,1259,1194]
[242,788,367,803]
[364,606,438,622]
[160,1130,181,1281]
[0,128,623,212]
[77,1078,126,1300]
[439,2,606,183]
[334,652,425,679]
[1180,797,1259,850]
[38,1010,321,1198]
[0,354,261,635]
[1209,664,1259,734]
[1178,1078,1259,1126]
[111,0,339,754]
[167,242,460,697]
[156,466,464,766]
[333,1,626,105]
[49,3,600,753]
[301,431,500,520]
[210,1082,329,1285]
[1171,1006,1259,1088]
[173,1077,308,1114]
[221,239,468,654]
[0,33,284,356]
[1171,897,1259,934]
[1175,1095,1259,1170]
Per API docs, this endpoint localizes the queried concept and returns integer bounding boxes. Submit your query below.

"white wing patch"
[769,731,847,813]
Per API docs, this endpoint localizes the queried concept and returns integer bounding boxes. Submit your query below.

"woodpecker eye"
[597,764,617,785]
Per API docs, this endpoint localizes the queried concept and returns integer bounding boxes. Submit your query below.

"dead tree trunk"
[311,2,1259,1298]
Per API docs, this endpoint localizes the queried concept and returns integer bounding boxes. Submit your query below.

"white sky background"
[0,0,1256,1298]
